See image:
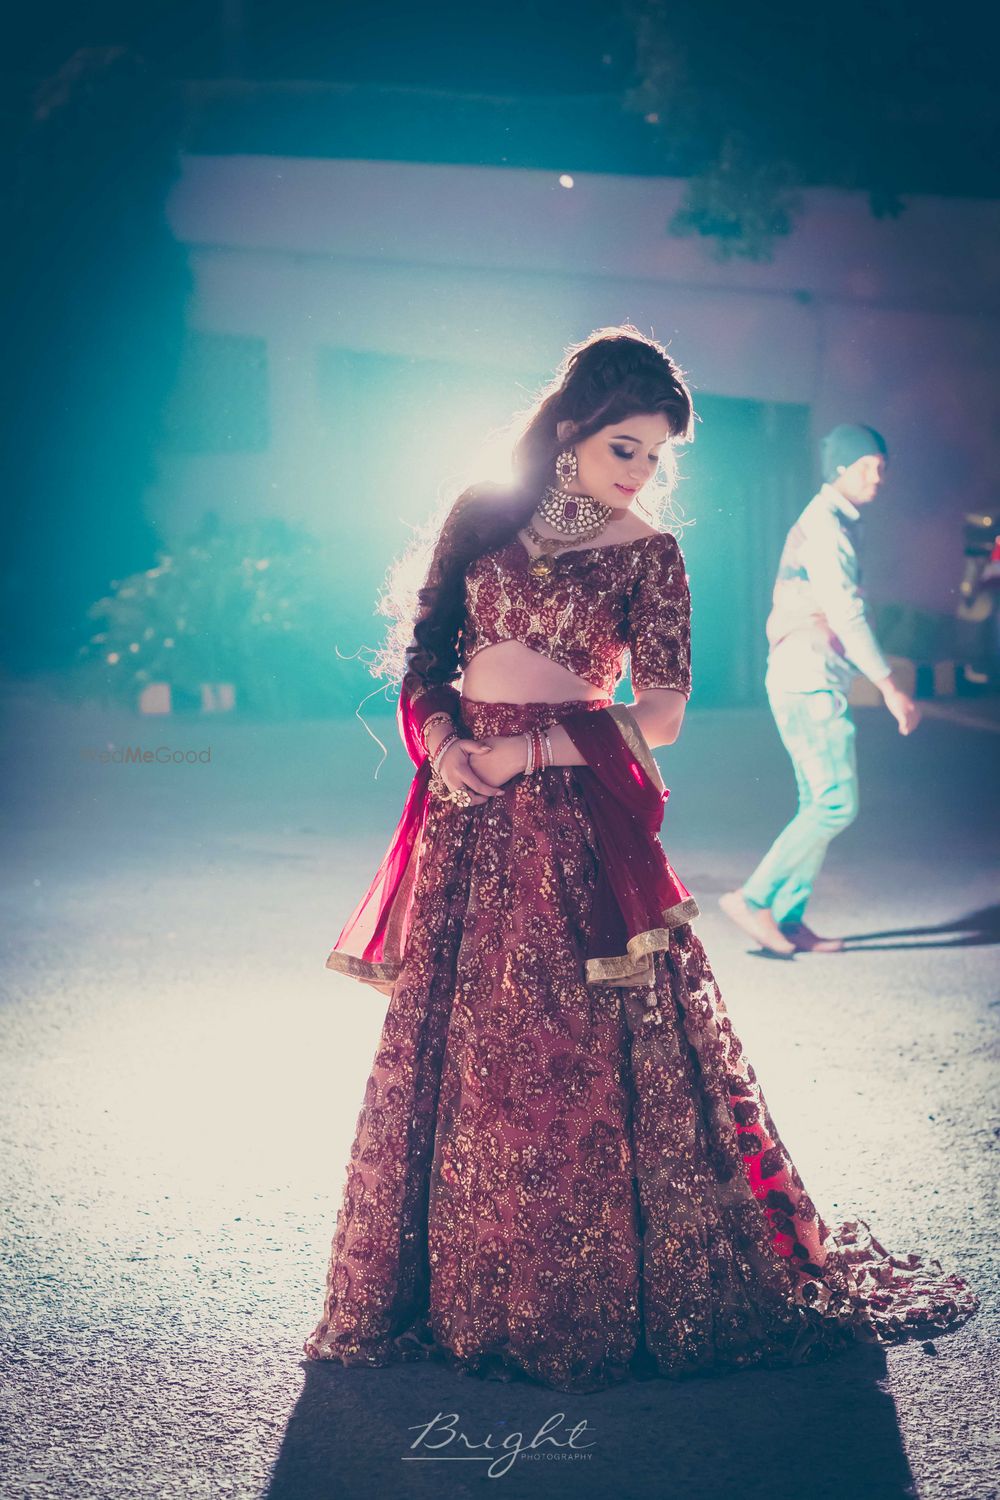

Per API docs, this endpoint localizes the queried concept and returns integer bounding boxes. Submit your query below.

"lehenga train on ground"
[303,504,978,1394]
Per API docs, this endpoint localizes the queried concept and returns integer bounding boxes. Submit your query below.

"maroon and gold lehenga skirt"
[303,698,978,1394]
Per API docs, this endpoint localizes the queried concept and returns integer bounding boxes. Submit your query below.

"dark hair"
[373,324,694,690]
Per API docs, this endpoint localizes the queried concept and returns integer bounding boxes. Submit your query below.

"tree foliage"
[621,0,993,259]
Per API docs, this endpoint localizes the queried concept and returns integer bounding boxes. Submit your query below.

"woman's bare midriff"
[460,641,607,705]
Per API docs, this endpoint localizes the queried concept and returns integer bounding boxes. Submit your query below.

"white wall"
[154,154,1000,614]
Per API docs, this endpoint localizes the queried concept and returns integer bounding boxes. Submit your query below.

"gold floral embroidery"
[461,533,690,699]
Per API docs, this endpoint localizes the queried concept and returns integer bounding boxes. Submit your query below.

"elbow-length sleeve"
[400,489,477,709]
[397,489,483,759]
[625,532,693,698]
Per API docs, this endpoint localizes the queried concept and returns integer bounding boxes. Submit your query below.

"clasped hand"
[435,733,526,806]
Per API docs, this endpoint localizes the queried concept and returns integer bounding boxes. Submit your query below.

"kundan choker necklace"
[537,483,613,537]
[523,485,619,578]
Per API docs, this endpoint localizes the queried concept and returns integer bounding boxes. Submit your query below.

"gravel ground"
[0,680,997,1500]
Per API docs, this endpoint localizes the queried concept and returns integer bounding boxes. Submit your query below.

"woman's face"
[567,413,671,508]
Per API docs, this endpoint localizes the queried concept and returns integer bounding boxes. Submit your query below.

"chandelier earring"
[554,447,579,488]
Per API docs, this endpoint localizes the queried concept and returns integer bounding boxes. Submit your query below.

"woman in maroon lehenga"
[303,326,978,1394]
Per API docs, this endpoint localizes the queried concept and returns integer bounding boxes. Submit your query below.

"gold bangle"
[421,712,455,749]
[430,731,458,775]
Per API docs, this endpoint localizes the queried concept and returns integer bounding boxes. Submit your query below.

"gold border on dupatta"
[584,897,702,987]
[325,950,398,995]
[323,773,429,999]
[606,703,666,794]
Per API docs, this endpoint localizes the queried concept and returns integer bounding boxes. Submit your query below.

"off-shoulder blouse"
[460,530,692,700]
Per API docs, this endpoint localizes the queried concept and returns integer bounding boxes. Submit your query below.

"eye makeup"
[611,444,657,463]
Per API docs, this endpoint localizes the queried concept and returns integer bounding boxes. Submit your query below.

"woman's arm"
[399,496,470,712]
[398,491,472,751]
[625,531,692,703]
[398,490,507,802]
[521,686,686,768]
[471,685,687,786]
[621,687,687,749]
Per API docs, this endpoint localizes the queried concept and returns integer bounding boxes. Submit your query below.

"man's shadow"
[838,903,1000,952]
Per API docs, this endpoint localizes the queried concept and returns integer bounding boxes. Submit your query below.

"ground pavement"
[0,679,997,1500]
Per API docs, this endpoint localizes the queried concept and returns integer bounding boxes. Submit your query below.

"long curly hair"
[372,325,695,691]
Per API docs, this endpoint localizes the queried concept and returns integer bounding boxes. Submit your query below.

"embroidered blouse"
[403,493,692,705]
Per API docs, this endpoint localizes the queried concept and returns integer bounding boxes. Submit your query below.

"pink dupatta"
[326,685,698,996]
[325,682,461,994]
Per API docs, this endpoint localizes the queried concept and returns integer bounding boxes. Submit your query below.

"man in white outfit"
[720,425,922,957]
